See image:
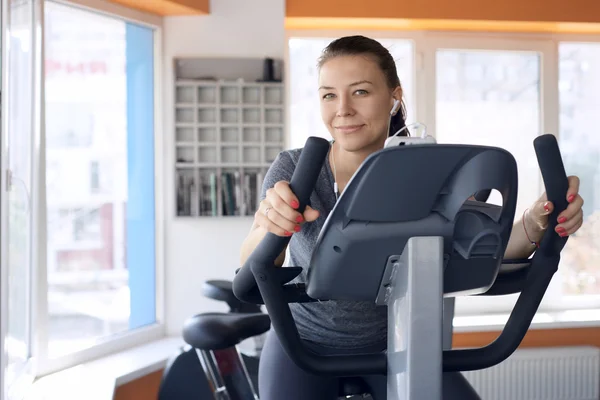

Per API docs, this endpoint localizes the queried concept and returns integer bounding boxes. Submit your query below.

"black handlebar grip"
[233,136,331,302]
[289,137,331,213]
[533,134,570,254]
[250,136,331,264]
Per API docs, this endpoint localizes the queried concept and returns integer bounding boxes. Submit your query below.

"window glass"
[557,42,600,297]
[44,1,157,357]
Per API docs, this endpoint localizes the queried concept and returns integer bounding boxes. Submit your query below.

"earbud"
[390,99,401,116]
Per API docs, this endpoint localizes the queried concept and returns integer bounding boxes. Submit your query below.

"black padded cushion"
[203,280,262,313]
[203,280,239,305]
[183,312,270,350]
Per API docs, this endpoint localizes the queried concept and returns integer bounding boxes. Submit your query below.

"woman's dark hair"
[317,35,408,137]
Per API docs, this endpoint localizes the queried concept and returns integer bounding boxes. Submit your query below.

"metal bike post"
[386,236,444,400]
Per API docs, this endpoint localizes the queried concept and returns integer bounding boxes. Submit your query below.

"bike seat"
[339,377,368,396]
[203,280,261,313]
[183,312,271,350]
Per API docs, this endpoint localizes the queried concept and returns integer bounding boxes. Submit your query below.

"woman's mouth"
[335,124,365,133]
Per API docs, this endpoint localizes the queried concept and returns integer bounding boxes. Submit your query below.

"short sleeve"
[260,151,297,201]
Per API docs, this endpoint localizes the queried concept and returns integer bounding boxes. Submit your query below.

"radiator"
[462,346,600,400]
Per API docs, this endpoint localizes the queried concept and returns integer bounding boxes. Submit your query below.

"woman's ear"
[390,87,403,116]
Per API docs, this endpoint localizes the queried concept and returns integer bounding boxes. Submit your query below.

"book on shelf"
[176,170,264,217]
[176,173,196,216]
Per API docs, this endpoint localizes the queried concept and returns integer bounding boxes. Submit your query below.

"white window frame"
[1,0,43,397]
[1,0,7,393]
[0,0,165,389]
[535,32,600,314]
[284,28,600,318]
[419,32,559,317]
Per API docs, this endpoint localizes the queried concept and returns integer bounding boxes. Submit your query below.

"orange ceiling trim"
[285,0,600,24]
[106,0,209,16]
[285,17,600,34]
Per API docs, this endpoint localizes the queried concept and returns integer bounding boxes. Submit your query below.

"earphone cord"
[331,142,339,200]
[331,113,394,201]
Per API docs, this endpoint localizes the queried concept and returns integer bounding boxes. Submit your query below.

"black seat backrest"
[203,280,262,313]
[307,144,518,301]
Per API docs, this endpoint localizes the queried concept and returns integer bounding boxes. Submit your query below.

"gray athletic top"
[260,147,387,350]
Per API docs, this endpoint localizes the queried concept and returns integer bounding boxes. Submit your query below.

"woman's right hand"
[256,180,320,237]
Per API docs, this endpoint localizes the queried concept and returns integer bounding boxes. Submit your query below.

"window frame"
[1,0,7,395]
[1,0,43,397]
[420,32,558,317]
[284,28,600,318]
[18,0,165,380]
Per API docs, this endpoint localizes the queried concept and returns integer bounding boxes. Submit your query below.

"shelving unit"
[175,78,285,217]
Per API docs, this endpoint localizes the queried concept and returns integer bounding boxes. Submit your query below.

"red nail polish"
[558,216,567,224]
[294,225,301,232]
[296,215,303,223]
[291,200,299,209]
[284,231,292,236]
[559,232,568,237]
[543,202,550,212]
[568,194,575,203]
[556,226,566,233]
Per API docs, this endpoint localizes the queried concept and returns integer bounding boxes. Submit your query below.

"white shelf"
[174,78,285,217]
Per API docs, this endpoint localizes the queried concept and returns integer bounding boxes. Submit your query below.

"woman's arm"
[503,175,585,260]
[239,221,287,267]
[504,210,545,260]
[238,150,319,269]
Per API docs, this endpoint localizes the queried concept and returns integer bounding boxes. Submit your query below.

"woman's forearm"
[239,223,287,267]
[504,210,546,259]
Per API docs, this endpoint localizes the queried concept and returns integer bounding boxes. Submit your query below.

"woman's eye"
[354,89,368,95]
[322,93,335,100]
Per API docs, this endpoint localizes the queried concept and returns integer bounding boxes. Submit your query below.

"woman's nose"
[336,97,354,116]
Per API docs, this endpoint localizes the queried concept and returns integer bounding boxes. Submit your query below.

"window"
[435,47,542,220]
[45,103,94,148]
[2,0,38,396]
[1,1,161,393]
[432,40,546,316]
[553,42,600,303]
[42,1,159,370]
[287,36,415,149]
[90,161,100,192]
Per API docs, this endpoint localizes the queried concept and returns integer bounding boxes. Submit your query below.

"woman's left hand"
[526,175,584,237]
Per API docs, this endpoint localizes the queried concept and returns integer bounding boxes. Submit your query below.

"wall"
[162,0,285,334]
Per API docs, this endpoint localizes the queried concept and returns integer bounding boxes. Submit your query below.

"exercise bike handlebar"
[534,134,570,256]
[233,137,331,305]
[234,137,384,375]
[233,134,571,376]
[443,133,570,371]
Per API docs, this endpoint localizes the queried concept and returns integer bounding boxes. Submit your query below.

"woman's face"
[318,54,400,152]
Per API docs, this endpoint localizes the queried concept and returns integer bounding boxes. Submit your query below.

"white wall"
[162,0,285,334]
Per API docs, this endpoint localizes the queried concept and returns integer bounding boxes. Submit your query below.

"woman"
[239,35,585,399]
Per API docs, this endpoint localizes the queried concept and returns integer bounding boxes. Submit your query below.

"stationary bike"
[232,134,571,399]
[157,281,270,400]
[163,133,571,399]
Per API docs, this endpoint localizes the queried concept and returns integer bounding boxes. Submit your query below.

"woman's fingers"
[269,182,305,223]
[256,201,293,237]
[555,208,583,236]
[256,181,321,237]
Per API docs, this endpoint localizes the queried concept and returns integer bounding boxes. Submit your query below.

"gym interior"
[1,0,600,399]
